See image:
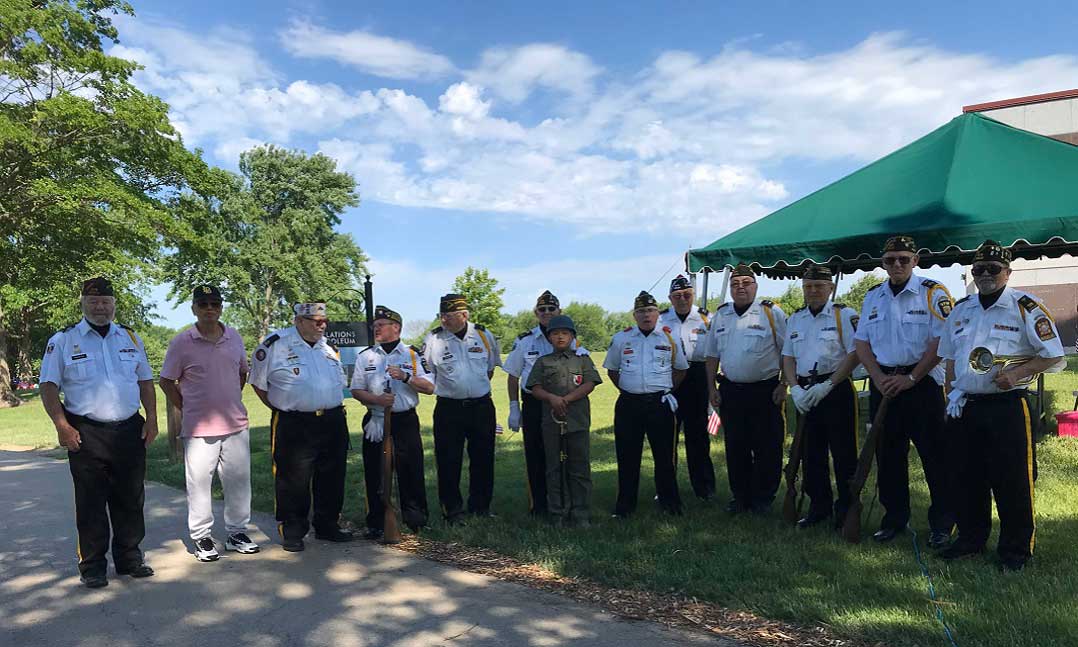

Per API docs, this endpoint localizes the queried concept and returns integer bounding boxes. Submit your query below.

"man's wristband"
[403,373,410,383]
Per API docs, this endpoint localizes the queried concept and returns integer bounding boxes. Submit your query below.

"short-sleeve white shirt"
[783,302,859,377]
[659,308,711,363]
[707,300,787,383]
[603,325,690,394]
[248,326,346,412]
[350,341,433,413]
[422,322,501,399]
[854,275,951,384]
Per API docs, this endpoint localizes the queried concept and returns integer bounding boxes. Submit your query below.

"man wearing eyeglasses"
[937,241,1064,571]
[660,275,717,502]
[422,293,502,524]
[249,301,354,551]
[705,265,787,515]
[854,235,955,547]
[503,290,588,517]
[160,285,259,561]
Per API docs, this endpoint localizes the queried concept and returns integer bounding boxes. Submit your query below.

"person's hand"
[994,368,1021,391]
[142,417,159,447]
[709,388,722,409]
[574,346,590,357]
[56,420,81,452]
[791,386,811,413]
[375,392,395,408]
[550,396,569,418]
[946,388,967,419]
[771,383,788,406]
[387,365,407,381]
[364,416,385,442]
[507,400,521,431]
[805,380,835,410]
[661,393,679,413]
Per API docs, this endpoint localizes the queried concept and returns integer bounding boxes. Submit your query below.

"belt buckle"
[315,409,324,417]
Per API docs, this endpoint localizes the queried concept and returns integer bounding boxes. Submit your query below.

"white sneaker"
[194,536,219,562]
[225,532,260,554]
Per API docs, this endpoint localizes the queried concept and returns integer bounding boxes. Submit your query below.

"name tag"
[654,345,672,351]
[71,353,88,361]
[467,347,485,353]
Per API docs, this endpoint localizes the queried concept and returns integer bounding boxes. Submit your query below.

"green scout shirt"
[524,349,602,434]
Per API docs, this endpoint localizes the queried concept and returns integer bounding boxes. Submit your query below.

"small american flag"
[707,410,721,436]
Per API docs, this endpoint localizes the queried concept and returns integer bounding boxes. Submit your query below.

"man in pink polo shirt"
[160,285,259,562]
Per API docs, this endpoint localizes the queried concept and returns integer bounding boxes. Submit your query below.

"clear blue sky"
[121,0,1078,329]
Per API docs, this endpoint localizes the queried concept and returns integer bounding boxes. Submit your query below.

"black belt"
[437,394,491,407]
[280,405,344,417]
[966,390,1027,402]
[797,372,834,388]
[66,410,141,429]
[719,375,780,388]
[618,390,666,402]
[879,364,917,375]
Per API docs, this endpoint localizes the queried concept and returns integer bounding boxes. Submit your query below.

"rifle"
[841,396,891,543]
[782,411,807,525]
[381,395,402,544]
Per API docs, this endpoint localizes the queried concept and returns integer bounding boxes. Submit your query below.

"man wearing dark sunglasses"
[160,285,259,562]
[503,290,589,517]
[937,240,1065,572]
[249,301,354,551]
[854,235,955,547]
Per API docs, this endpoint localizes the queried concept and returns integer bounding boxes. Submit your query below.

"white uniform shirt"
[40,319,152,422]
[854,275,951,384]
[350,342,433,413]
[707,300,787,383]
[938,287,1065,394]
[603,326,690,394]
[659,307,711,363]
[783,302,859,377]
[503,325,584,394]
[248,326,345,412]
[422,322,501,399]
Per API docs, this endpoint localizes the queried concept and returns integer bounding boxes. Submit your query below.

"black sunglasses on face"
[536,306,558,313]
[882,256,913,267]
[971,264,1004,276]
[195,301,223,309]
[301,316,329,325]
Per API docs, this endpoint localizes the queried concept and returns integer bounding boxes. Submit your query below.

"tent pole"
[699,270,710,310]
[717,267,731,305]
[832,271,842,299]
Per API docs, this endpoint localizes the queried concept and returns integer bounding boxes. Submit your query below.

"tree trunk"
[14,305,33,381]
[0,301,22,408]
[260,279,274,341]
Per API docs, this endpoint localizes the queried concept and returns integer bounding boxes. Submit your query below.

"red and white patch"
[572,374,583,386]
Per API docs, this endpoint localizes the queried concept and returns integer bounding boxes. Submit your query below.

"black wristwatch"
[403,372,411,383]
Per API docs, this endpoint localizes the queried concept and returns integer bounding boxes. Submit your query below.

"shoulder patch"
[410,344,423,354]
[659,308,670,314]
[431,326,444,334]
[834,303,847,310]
[263,333,280,347]
[760,300,773,308]
[622,326,633,332]
[474,323,486,331]
[921,278,939,288]
[1017,295,1040,313]
[517,331,531,340]
[697,307,709,316]
[955,295,971,306]
[662,325,672,333]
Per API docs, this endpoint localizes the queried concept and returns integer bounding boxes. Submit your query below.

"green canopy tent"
[686,112,1078,278]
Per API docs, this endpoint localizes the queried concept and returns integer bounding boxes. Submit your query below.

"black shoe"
[724,500,746,514]
[281,538,305,552]
[697,492,715,502]
[314,527,356,542]
[116,563,154,578]
[611,512,630,520]
[471,510,497,518]
[445,514,467,527]
[999,557,1028,573]
[872,527,903,543]
[939,543,984,561]
[797,511,831,529]
[361,528,384,541]
[80,573,108,589]
[927,530,952,550]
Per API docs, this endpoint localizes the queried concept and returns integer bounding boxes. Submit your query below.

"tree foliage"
[837,273,885,313]
[451,266,505,332]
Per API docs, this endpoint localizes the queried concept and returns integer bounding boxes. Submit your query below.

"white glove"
[364,411,385,443]
[661,393,679,413]
[805,379,835,410]
[575,345,590,357]
[508,400,521,431]
[791,386,812,413]
[946,388,967,419]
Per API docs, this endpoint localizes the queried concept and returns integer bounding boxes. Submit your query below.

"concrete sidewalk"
[0,450,731,647]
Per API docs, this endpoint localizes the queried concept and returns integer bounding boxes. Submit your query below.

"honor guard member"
[854,235,955,546]
[604,291,689,517]
[423,293,502,524]
[249,301,354,552]
[705,264,788,515]
[160,285,259,562]
[781,264,862,529]
[504,290,588,516]
[350,306,435,538]
[660,275,717,500]
[40,278,158,588]
[938,241,1065,571]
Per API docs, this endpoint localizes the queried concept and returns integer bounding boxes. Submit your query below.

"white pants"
[183,429,252,539]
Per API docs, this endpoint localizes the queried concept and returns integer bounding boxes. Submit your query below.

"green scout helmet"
[545,314,576,337]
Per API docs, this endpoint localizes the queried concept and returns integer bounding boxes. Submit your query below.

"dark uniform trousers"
[801,378,858,520]
[433,395,496,520]
[613,392,682,515]
[66,411,146,577]
[718,376,785,508]
[361,408,429,531]
[869,373,954,533]
[520,390,548,514]
[673,361,716,498]
[271,406,349,541]
[953,391,1036,562]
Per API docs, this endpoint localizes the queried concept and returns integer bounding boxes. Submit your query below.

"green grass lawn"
[4,354,1078,647]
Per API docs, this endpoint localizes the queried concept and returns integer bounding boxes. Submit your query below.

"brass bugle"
[967,346,1036,386]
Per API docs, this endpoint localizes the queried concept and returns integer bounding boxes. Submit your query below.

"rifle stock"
[381,406,402,544]
[782,412,807,525]
[841,396,891,543]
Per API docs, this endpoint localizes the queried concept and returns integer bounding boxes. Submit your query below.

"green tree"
[562,302,608,352]
[837,273,885,313]
[161,146,367,341]
[500,308,536,350]
[451,267,505,333]
[603,310,635,346]
[770,283,805,314]
[0,0,212,406]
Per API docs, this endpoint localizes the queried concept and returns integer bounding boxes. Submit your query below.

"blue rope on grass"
[909,527,960,647]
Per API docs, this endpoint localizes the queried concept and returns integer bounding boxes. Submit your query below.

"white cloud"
[280,21,455,81]
[468,43,603,103]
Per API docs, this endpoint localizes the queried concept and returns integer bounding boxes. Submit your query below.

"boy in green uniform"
[525,315,602,526]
